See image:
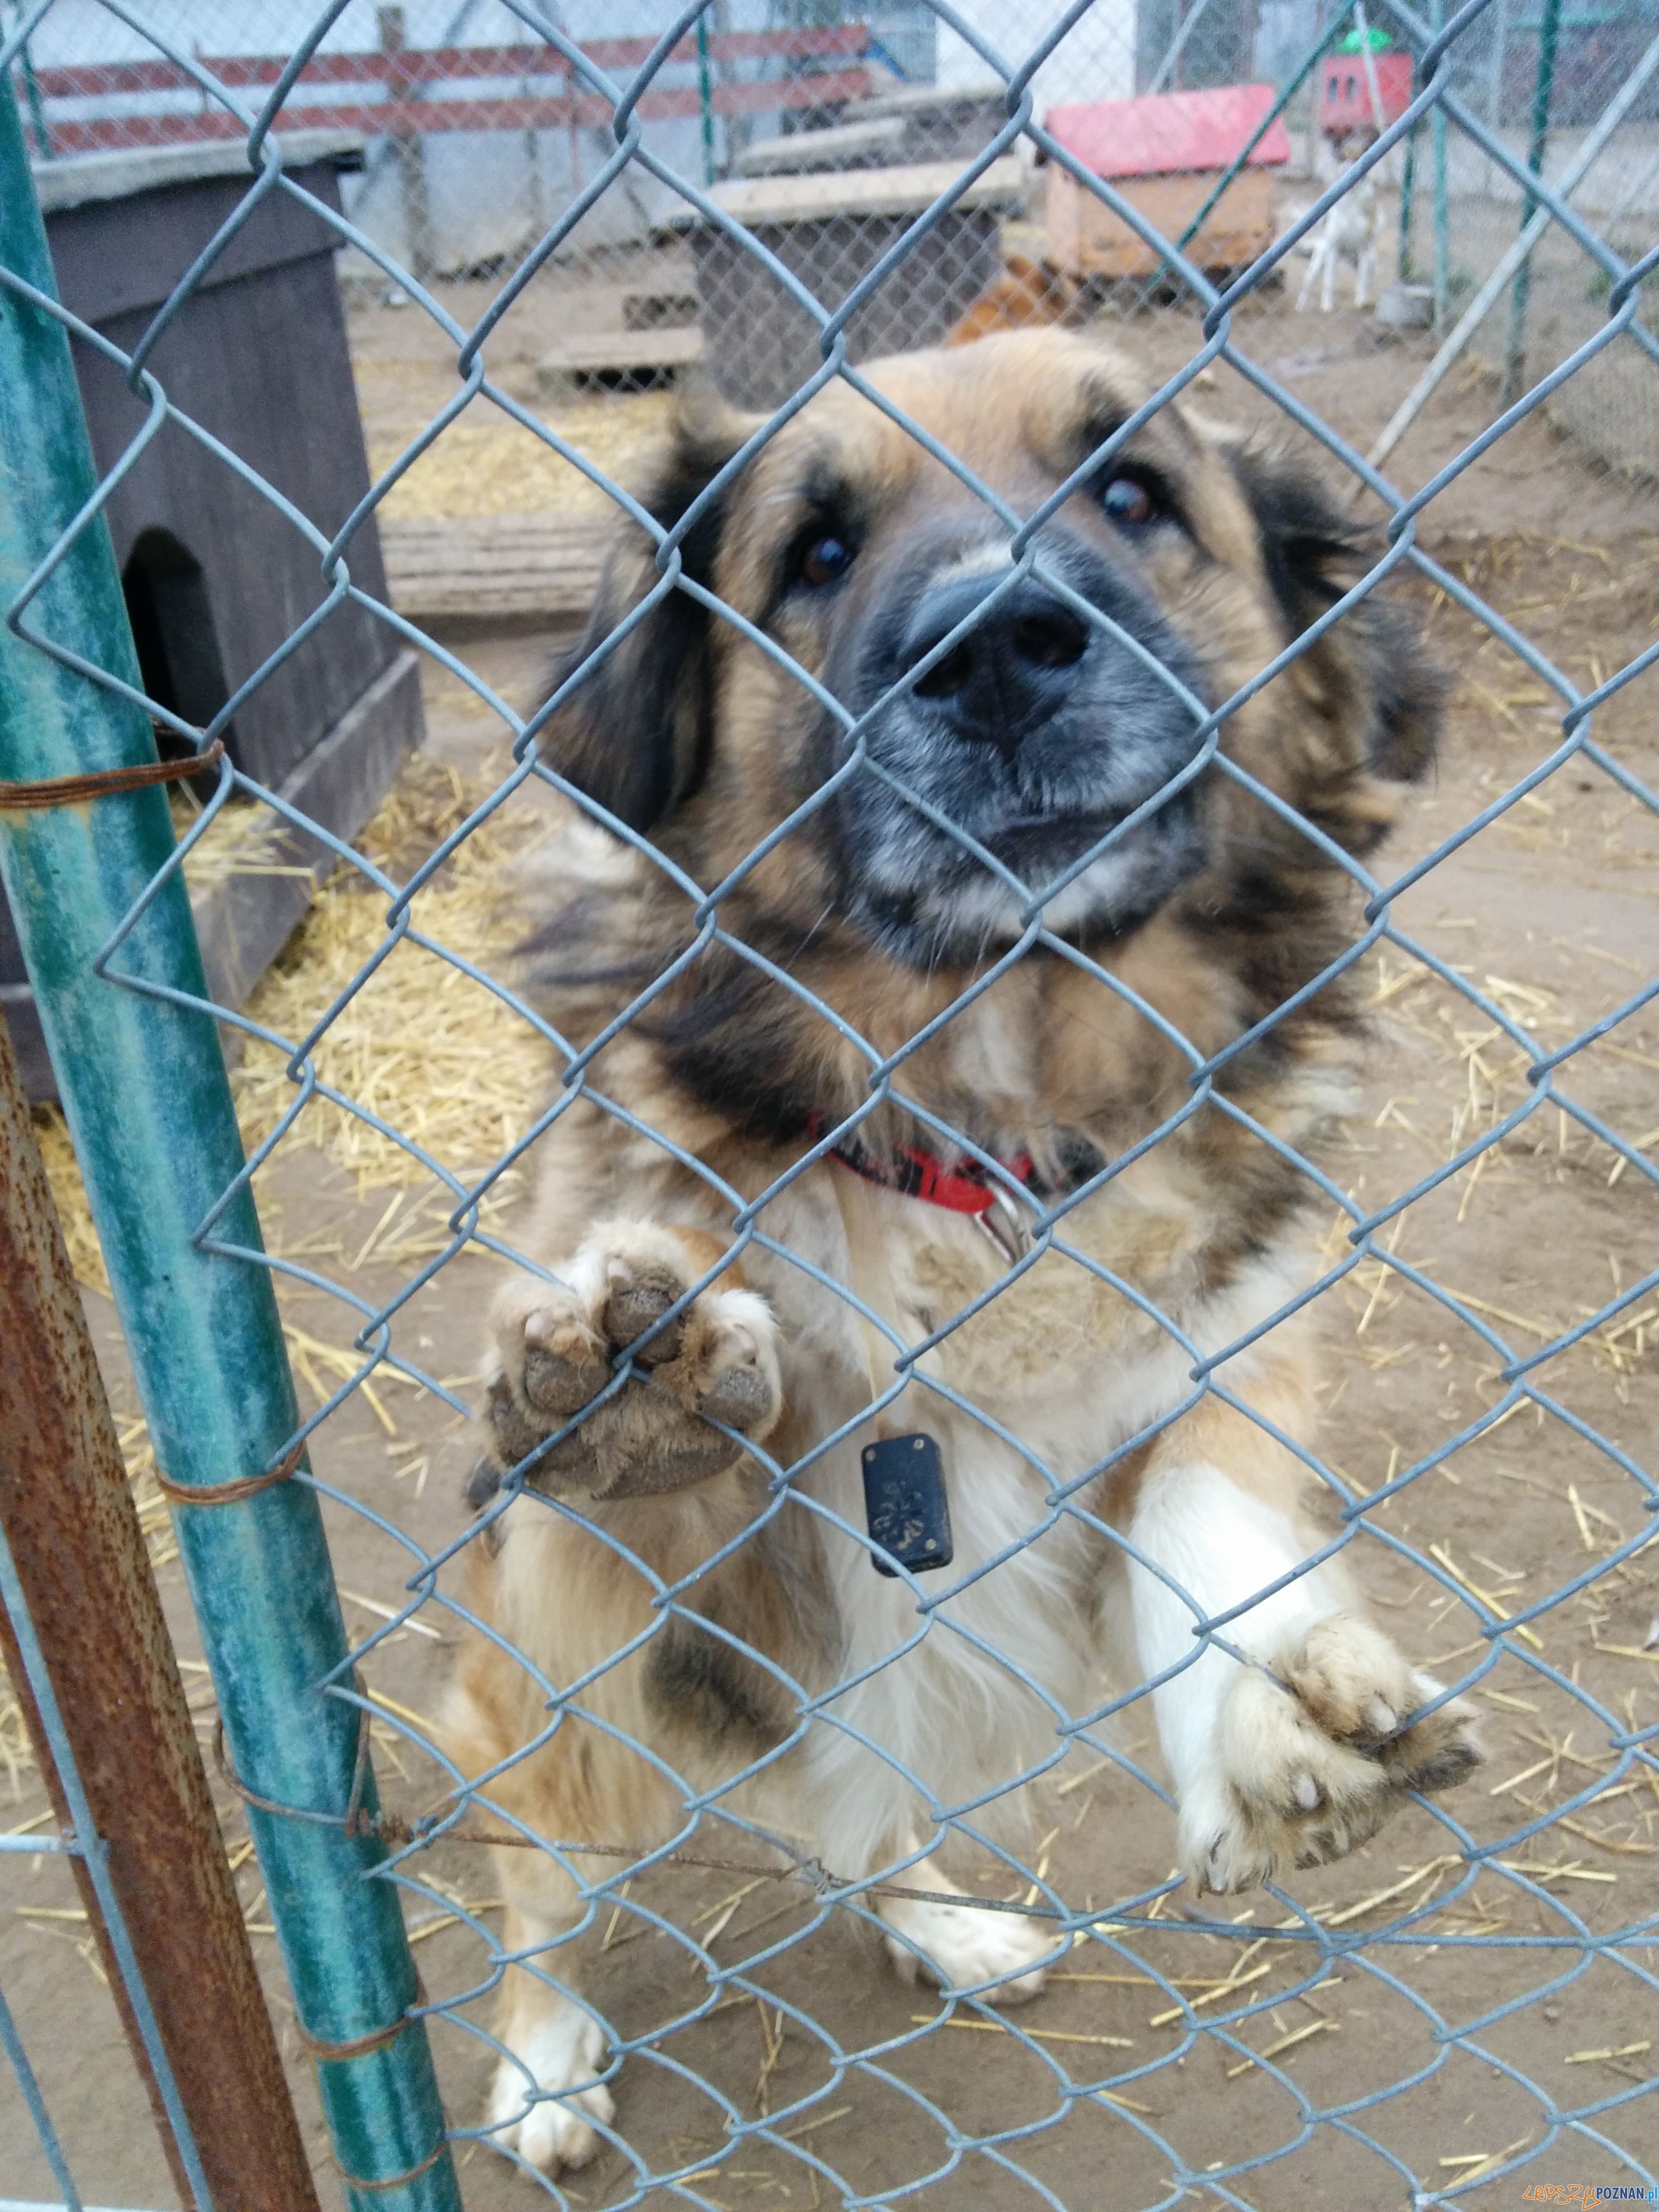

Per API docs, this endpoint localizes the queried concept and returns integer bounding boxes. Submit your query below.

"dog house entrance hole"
[121,529,233,759]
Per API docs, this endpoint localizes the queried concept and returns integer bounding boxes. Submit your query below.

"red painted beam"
[39,68,872,156]
[33,26,868,102]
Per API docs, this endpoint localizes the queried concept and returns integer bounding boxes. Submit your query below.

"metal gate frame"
[0,75,457,2212]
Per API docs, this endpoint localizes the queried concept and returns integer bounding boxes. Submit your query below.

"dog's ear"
[535,400,756,834]
[1231,441,1444,785]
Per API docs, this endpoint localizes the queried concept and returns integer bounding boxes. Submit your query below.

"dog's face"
[541,331,1437,972]
[774,369,1213,962]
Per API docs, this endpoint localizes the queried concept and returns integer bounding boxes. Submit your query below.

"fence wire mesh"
[1,0,1658,2206]
[0,1519,214,2212]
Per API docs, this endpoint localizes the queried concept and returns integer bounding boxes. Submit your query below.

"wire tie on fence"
[211,1721,1168,1927]
[298,1971,430,2064]
[342,1666,376,1840]
[0,734,224,811]
[153,1437,306,1508]
[333,2136,449,2192]
[213,1677,374,1836]
[214,1717,349,1829]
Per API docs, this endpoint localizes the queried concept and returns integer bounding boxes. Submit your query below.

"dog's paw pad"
[520,1308,609,1417]
[699,1343,778,1429]
[480,1227,783,1501]
[1378,1698,1485,1797]
[1277,1614,1418,1744]
[601,1259,687,1367]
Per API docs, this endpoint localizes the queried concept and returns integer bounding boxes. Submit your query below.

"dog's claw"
[1181,1614,1483,1893]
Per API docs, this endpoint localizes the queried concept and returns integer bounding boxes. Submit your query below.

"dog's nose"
[900,573,1090,760]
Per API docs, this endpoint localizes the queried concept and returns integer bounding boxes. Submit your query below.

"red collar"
[828,1132,1033,1216]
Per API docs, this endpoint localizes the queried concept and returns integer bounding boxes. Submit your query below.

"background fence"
[1,0,1656,2207]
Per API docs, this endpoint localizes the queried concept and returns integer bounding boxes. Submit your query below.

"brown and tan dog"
[442,330,1479,2171]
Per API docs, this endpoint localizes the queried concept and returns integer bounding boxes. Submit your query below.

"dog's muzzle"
[901,571,1095,764]
[830,528,1208,963]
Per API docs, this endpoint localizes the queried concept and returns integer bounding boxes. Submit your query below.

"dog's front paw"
[486,2004,614,2174]
[878,1857,1057,2005]
[1183,1613,1482,1895]
[478,1223,781,1502]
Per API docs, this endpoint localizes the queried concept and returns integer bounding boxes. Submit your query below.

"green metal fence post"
[1430,0,1450,335]
[696,8,718,186]
[1501,0,1562,403]
[1134,0,1359,310]
[0,83,462,2212]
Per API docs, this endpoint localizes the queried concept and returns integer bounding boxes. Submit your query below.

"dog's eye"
[800,534,855,587]
[1102,476,1158,528]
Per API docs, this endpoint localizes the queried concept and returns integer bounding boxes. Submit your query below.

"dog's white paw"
[1182,1612,1482,1895]
[486,2003,615,2175]
[880,1863,1055,2004]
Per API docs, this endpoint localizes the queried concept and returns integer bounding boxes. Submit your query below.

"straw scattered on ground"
[35,749,558,1297]
[227,751,555,1202]
[0,1666,33,1800]
[362,383,675,521]
[170,790,309,893]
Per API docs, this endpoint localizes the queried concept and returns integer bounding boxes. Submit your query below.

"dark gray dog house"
[1,134,423,1097]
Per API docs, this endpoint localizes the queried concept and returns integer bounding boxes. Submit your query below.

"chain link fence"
[1,0,1657,2207]
[12,1,1659,459]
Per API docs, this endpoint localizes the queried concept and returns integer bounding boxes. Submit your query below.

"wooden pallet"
[535,324,705,394]
[378,514,609,621]
[623,289,699,330]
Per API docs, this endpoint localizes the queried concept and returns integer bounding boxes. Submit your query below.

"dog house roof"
[1045,85,1292,180]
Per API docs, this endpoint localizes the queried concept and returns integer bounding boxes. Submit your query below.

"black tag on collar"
[861,1433,953,1577]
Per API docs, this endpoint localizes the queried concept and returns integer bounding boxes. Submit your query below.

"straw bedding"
[38,751,556,1298]
[362,382,676,522]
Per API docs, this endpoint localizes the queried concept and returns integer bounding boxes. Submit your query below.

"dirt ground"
[3,271,1658,2211]
[341,243,1659,538]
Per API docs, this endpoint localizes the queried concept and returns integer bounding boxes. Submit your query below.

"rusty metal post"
[0,1009,322,2212]
[0,1586,199,2210]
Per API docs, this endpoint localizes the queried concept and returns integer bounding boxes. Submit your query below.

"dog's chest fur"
[720,1164,1313,1866]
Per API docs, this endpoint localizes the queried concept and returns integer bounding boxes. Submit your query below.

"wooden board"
[538,325,705,375]
[1045,165,1276,280]
[734,115,907,176]
[536,324,704,393]
[689,154,1025,228]
[623,289,699,331]
[379,514,608,621]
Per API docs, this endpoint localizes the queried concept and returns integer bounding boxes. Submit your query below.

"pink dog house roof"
[1046,84,1292,179]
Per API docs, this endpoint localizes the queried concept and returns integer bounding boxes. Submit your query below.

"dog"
[947,251,1081,346]
[1295,156,1387,314]
[441,329,1480,2173]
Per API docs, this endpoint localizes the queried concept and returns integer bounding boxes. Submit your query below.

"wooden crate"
[1046,162,1277,281]
[678,158,1024,411]
[379,515,606,622]
[535,324,705,396]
